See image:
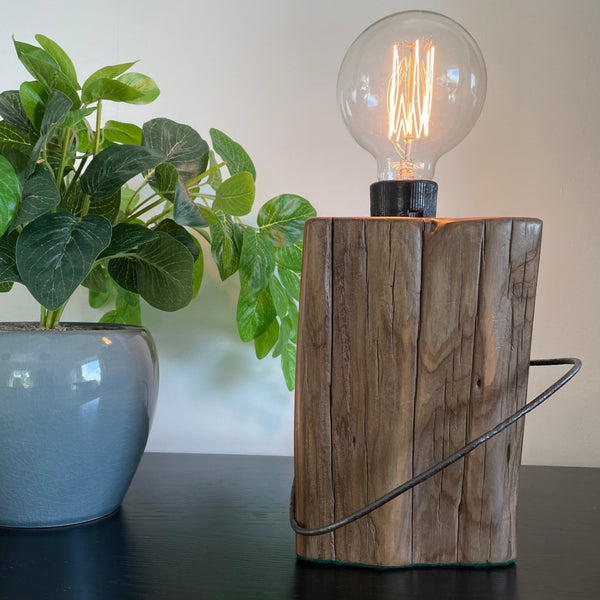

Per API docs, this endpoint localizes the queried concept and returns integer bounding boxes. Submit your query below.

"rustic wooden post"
[294,217,542,568]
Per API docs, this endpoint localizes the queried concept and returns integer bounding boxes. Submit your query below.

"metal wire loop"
[290,357,582,537]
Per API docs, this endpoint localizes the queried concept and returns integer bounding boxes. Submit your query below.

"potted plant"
[0,35,315,527]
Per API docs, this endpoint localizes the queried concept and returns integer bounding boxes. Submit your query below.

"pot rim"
[0,322,148,332]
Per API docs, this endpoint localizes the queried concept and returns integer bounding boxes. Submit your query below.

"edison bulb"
[337,10,487,183]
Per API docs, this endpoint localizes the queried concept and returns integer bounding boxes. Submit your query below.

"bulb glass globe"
[337,10,487,181]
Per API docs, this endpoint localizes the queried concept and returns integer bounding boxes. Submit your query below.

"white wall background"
[1,0,598,466]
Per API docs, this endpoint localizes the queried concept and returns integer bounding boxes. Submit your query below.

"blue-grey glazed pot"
[0,323,158,528]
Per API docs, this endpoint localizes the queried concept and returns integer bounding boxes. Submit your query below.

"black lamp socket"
[370,180,438,217]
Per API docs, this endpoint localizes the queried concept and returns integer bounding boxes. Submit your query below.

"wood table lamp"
[291,10,581,569]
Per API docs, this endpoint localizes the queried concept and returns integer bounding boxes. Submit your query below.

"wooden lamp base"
[293,217,542,568]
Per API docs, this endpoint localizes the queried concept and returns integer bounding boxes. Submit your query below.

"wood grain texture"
[294,218,335,560]
[458,219,542,564]
[294,217,542,567]
[329,219,422,565]
[362,219,421,567]
[329,218,371,563]
[412,219,484,565]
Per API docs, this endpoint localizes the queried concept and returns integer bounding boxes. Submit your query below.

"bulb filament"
[387,39,435,177]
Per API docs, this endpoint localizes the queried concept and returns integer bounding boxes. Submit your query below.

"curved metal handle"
[290,357,582,537]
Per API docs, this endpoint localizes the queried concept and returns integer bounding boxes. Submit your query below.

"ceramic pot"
[0,323,159,528]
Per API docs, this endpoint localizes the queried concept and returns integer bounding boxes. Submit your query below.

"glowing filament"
[387,40,435,149]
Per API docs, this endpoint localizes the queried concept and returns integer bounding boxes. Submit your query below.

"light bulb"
[337,10,487,216]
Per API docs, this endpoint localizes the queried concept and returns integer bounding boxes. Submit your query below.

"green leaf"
[26,89,73,177]
[153,163,179,202]
[238,228,275,298]
[80,144,165,202]
[0,121,31,155]
[0,281,14,292]
[89,286,112,307]
[210,128,256,180]
[192,237,203,298]
[14,40,60,73]
[100,292,142,325]
[61,107,95,128]
[16,213,112,310]
[269,276,289,319]
[108,231,194,311]
[116,293,142,325]
[116,72,159,105]
[82,61,137,89]
[0,156,20,237]
[115,281,140,307]
[60,180,86,216]
[173,182,209,227]
[1,151,28,179]
[213,172,255,216]
[19,81,47,130]
[210,209,241,280]
[287,302,298,343]
[154,218,199,261]
[236,287,276,342]
[89,287,113,306]
[0,90,30,131]
[13,40,80,107]
[99,222,158,258]
[81,71,160,104]
[207,150,222,190]
[99,292,141,325]
[272,316,291,358]
[81,79,145,104]
[34,35,79,89]
[87,189,121,224]
[281,342,297,391]
[99,309,119,322]
[40,89,72,134]
[82,263,109,293]
[254,318,279,359]
[134,233,195,311]
[0,229,20,284]
[257,194,316,247]
[75,120,93,154]
[107,255,138,293]
[11,163,60,229]
[143,118,209,182]
[275,241,303,271]
[104,120,143,145]
[278,264,301,300]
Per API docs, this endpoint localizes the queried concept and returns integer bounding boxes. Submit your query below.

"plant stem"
[81,194,91,217]
[93,100,102,155]
[40,304,66,329]
[128,190,160,213]
[125,178,151,215]
[127,198,165,222]
[186,161,226,188]
[48,305,66,329]
[56,129,72,187]
[146,206,173,226]
[65,154,89,200]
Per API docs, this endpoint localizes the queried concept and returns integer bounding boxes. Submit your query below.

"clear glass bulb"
[337,10,487,181]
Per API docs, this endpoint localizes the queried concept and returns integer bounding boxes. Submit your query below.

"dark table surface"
[1,453,599,599]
